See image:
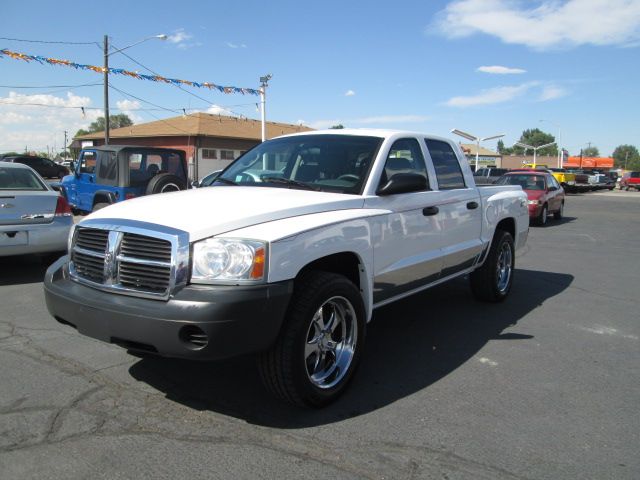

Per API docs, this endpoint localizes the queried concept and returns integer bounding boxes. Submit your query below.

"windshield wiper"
[213,176,237,186]
[261,176,319,191]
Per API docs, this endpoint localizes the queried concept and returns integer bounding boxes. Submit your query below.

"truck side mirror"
[377,173,428,196]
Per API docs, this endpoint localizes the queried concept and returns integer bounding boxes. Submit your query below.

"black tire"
[146,173,186,195]
[536,204,548,226]
[470,230,515,303]
[553,201,564,220]
[92,202,109,212]
[258,271,366,408]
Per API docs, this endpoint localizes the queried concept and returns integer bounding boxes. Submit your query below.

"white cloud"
[225,42,247,49]
[309,115,429,129]
[477,65,526,75]
[445,82,537,107]
[206,104,233,115]
[431,0,640,50]
[0,92,100,152]
[539,85,568,101]
[345,90,356,97]
[167,29,192,44]
[445,81,569,107]
[167,29,200,49]
[116,99,141,111]
[115,100,143,123]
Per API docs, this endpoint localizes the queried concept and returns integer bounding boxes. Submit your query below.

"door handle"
[422,206,439,216]
[467,201,479,210]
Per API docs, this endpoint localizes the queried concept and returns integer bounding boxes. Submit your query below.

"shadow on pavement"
[532,216,577,228]
[129,268,573,428]
[0,254,61,286]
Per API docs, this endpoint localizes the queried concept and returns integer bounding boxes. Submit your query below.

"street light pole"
[514,141,556,168]
[104,35,110,145]
[539,119,562,168]
[103,34,167,145]
[450,129,504,171]
[259,74,272,142]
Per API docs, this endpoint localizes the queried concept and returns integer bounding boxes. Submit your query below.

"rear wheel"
[470,230,515,303]
[258,271,365,407]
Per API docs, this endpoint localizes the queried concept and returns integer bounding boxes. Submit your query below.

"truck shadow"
[128,268,573,428]
[0,254,57,286]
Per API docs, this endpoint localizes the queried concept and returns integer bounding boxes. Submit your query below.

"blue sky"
[1,0,639,156]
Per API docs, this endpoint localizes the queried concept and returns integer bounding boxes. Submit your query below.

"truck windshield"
[216,134,383,194]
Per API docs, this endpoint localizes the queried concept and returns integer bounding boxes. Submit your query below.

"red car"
[619,171,640,191]
[496,171,565,226]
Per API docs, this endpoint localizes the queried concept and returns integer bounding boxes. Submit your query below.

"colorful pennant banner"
[0,48,261,96]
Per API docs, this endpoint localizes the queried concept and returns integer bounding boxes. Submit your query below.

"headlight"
[527,200,541,205]
[191,238,266,283]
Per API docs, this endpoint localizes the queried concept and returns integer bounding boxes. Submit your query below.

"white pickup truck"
[44,129,529,407]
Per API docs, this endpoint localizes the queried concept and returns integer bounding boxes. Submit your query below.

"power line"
[0,82,102,89]
[111,45,251,118]
[0,36,98,45]
[109,83,181,114]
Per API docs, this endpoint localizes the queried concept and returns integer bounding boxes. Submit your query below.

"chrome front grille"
[69,221,189,300]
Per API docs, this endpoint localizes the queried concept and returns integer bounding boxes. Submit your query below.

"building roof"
[75,112,313,141]
[459,143,501,157]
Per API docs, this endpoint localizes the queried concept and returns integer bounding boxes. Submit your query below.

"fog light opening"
[179,325,209,350]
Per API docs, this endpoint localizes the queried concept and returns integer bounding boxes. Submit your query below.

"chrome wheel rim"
[160,183,180,193]
[541,207,547,224]
[496,242,513,293]
[304,296,358,389]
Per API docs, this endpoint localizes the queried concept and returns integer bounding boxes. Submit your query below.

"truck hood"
[83,186,365,241]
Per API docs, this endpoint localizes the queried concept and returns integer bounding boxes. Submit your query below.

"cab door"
[76,150,100,212]
[423,138,483,277]
[365,138,443,305]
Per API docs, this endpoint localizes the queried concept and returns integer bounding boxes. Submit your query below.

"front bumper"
[44,256,293,361]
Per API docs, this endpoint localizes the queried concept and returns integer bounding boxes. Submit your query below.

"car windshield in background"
[631,172,640,178]
[216,134,383,194]
[497,174,546,190]
[0,167,47,191]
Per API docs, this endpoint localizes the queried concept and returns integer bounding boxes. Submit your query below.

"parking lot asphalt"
[1,189,638,479]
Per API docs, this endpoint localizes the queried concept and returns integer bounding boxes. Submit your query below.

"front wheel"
[470,230,515,303]
[258,271,366,408]
[553,202,564,220]
[536,204,548,226]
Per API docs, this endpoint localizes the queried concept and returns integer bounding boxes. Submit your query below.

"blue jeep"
[60,145,188,214]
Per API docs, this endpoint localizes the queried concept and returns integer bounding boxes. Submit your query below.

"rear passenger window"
[380,138,428,188]
[425,139,466,190]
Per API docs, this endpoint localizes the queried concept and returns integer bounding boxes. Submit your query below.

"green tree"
[512,128,557,156]
[330,124,345,129]
[497,139,513,155]
[612,144,640,170]
[582,146,600,157]
[74,114,134,138]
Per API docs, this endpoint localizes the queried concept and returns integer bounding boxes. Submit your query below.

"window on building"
[202,149,217,159]
[220,150,235,160]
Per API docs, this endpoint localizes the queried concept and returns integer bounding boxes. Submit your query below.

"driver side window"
[379,138,428,189]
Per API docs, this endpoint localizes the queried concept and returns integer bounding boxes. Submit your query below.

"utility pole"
[64,130,68,160]
[104,34,110,145]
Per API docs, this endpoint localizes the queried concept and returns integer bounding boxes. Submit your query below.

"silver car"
[0,162,73,257]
